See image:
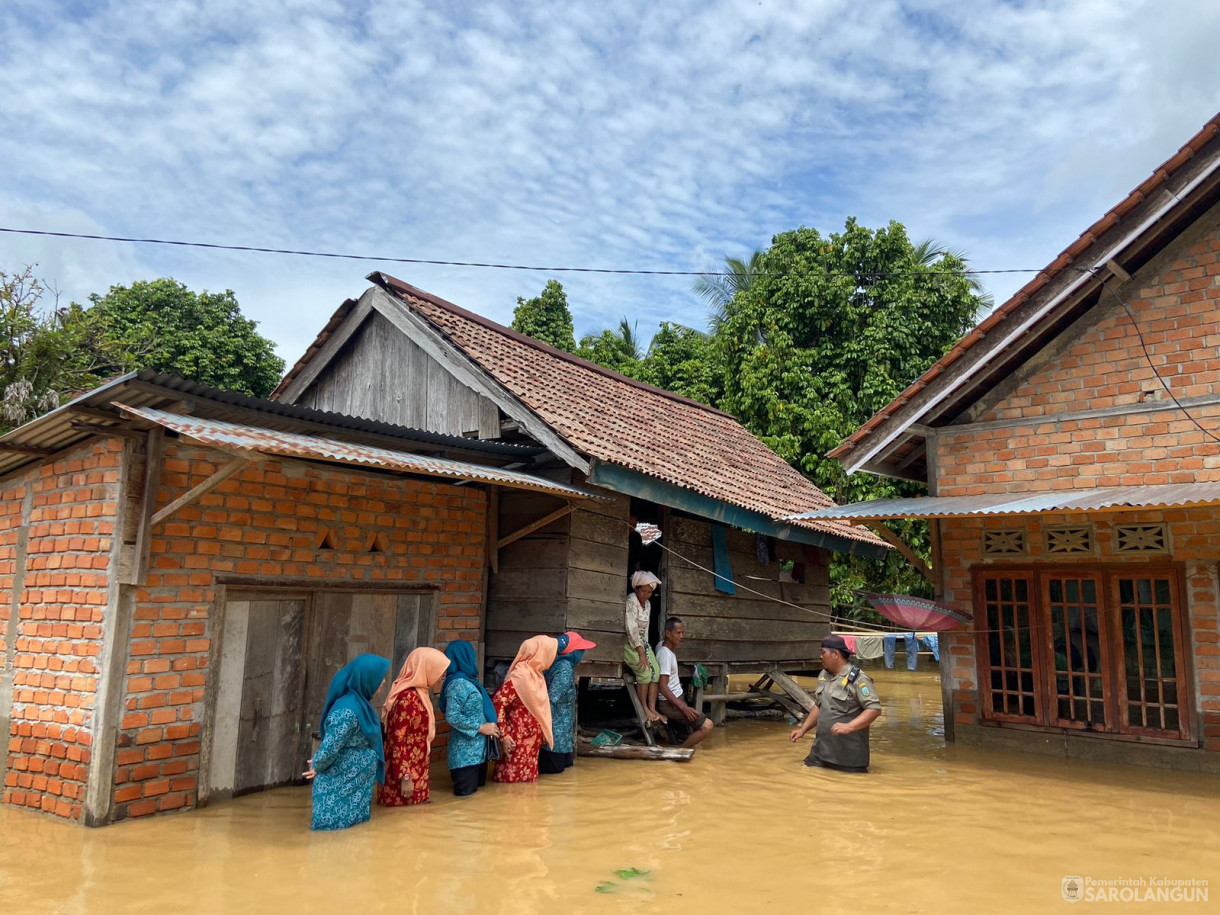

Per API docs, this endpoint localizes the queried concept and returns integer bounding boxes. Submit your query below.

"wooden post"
[867,521,934,584]
[126,427,164,586]
[622,671,656,747]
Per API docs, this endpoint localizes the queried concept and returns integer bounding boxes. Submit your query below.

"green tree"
[718,219,984,608]
[575,317,644,378]
[0,267,107,432]
[87,278,284,397]
[692,250,765,332]
[637,322,724,406]
[511,280,576,352]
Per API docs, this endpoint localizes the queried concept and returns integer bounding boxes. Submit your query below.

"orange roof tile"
[373,275,882,549]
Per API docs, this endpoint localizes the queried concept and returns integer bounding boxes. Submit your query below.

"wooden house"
[795,112,1220,771]
[273,276,885,702]
[0,372,596,823]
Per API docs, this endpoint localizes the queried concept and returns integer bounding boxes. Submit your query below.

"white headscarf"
[631,571,661,589]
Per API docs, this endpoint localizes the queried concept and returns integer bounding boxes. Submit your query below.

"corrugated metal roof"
[785,482,1220,521]
[0,371,539,481]
[113,404,604,500]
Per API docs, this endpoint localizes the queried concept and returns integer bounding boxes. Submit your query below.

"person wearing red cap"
[789,634,882,772]
[540,631,597,775]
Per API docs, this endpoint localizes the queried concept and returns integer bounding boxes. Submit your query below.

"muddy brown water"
[2,669,1216,913]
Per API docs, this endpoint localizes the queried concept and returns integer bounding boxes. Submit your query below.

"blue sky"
[2,0,1218,366]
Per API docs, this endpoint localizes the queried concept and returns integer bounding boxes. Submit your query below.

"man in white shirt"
[656,616,713,748]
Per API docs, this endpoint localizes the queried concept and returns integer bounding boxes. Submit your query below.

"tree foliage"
[511,280,576,352]
[636,322,724,406]
[86,279,284,397]
[575,317,645,378]
[717,219,984,607]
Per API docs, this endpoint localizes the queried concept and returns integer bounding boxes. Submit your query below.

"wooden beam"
[275,293,373,402]
[866,522,935,584]
[127,427,164,586]
[150,457,250,528]
[576,741,693,762]
[621,671,657,747]
[487,486,499,573]
[766,667,816,713]
[0,442,54,456]
[496,504,572,550]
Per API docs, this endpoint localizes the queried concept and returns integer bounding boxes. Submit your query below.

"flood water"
[2,669,1216,913]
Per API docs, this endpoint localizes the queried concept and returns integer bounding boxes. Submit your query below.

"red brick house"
[793,112,1220,771]
[0,372,596,824]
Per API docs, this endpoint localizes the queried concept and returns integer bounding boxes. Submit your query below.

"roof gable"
[831,111,1220,481]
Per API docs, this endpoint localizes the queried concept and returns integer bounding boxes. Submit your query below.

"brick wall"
[937,218,1220,497]
[110,441,487,821]
[0,439,123,820]
[929,213,1220,757]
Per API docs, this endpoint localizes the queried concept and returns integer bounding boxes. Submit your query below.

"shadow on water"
[2,669,1217,914]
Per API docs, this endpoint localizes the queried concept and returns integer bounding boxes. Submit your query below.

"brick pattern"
[937,224,1220,496]
[1,439,123,820]
[109,442,487,820]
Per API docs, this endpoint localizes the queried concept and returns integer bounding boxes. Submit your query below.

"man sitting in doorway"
[656,616,714,748]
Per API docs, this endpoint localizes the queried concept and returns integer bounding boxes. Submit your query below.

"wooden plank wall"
[483,490,573,660]
[300,312,500,438]
[564,489,631,664]
[665,515,830,662]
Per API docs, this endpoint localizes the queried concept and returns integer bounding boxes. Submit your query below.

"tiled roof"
[829,110,1220,463]
[371,274,883,549]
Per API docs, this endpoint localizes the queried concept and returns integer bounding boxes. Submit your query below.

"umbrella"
[863,593,973,631]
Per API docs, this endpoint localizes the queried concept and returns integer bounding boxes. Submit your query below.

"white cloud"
[0,0,1217,363]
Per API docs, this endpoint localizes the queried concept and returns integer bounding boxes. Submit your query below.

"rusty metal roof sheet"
[114,403,604,500]
[785,482,1220,521]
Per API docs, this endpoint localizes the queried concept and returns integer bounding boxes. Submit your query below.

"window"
[972,566,1191,741]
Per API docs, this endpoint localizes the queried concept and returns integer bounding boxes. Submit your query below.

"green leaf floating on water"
[595,882,617,894]
[615,868,650,880]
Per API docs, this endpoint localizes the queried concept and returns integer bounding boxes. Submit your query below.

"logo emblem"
[1061,876,1083,904]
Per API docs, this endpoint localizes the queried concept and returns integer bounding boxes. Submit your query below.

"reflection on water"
[2,670,1217,913]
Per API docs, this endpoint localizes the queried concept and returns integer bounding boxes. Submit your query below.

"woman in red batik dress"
[492,635,558,784]
[378,647,451,807]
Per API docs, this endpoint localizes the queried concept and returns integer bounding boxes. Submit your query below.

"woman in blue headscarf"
[539,631,596,775]
[304,653,390,830]
[438,640,501,797]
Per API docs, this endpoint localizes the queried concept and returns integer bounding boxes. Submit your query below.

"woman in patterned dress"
[438,639,501,797]
[492,635,558,784]
[304,653,390,831]
[378,647,451,807]
[539,631,597,775]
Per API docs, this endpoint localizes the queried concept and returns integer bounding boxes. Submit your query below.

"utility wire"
[0,225,1044,279]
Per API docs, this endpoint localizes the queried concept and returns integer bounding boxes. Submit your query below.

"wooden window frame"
[971,563,1195,744]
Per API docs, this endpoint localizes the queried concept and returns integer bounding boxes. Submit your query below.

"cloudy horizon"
[2,0,1218,364]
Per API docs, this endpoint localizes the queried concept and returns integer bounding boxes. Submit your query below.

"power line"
[0,225,1045,279]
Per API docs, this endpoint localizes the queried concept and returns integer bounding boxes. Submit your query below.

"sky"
[2,0,1218,368]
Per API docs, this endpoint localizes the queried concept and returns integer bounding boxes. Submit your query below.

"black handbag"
[485,734,502,762]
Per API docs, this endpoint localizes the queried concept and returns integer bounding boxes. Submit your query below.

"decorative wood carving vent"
[982,529,1027,555]
[1045,525,1094,555]
[1114,523,1169,555]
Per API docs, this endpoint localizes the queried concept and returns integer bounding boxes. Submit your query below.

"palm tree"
[912,238,994,309]
[692,250,766,332]
[617,317,642,361]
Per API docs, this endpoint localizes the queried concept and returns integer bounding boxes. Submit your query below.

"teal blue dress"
[539,647,581,774]
[444,678,490,770]
[310,707,378,830]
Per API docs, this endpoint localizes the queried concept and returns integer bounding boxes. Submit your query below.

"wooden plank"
[767,667,816,713]
[486,568,567,600]
[150,457,250,527]
[567,567,625,603]
[663,639,824,664]
[498,506,573,550]
[128,426,164,586]
[621,674,656,747]
[498,537,570,570]
[650,614,815,643]
[568,535,628,576]
[484,599,569,633]
[276,293,373,402]
[668,592,830,625]
[569,509,629,546]
[576,741,692,761]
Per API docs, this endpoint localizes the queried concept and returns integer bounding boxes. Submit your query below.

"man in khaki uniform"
[789,634,882,772]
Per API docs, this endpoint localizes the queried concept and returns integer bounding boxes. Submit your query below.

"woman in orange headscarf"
[378,646,451,806]
[491,635,558,784]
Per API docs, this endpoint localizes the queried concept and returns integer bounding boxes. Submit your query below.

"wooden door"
[301,592,434,742]
[210,594,309,798]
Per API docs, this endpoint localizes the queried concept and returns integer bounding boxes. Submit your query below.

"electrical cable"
[0,225,1045,279]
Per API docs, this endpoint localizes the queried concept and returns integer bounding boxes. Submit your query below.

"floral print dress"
[492,678,543,783]
[379,689,431,806]
[311,707,378,830]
